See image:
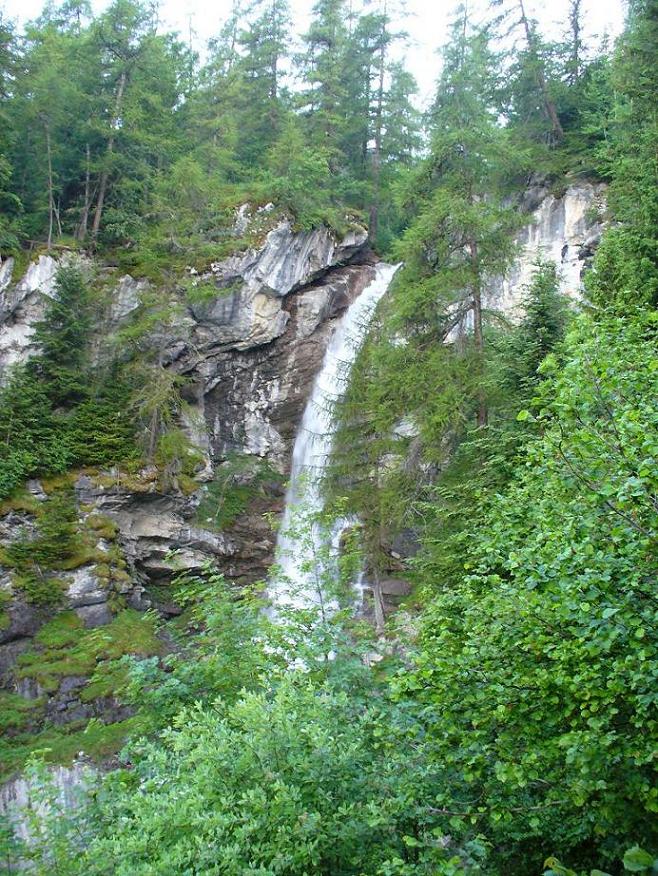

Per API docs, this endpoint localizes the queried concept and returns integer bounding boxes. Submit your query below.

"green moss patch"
[85,513,119,540]
[0,692,45,735]
[0,715,145,783]
[1,610,162,781]
[16,610,163,695]
[0,489,41,518]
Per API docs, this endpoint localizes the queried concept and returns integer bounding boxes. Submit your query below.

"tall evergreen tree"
[403,7,520,425]
[234,0,291,164]
[491,0,565,144]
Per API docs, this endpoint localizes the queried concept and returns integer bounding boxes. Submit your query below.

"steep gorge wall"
[0,212,375,782]
[489,180,605,314]
[0,181,604,800]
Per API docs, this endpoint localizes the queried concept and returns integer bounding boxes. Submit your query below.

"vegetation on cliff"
[0,0,656,874]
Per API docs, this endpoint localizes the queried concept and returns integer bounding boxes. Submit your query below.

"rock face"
[0,254,57,372]
[0,761,93,843]
[0,216,374,759]
[188,220,368,350]
[487,181,606,316]
[445,182,605,343]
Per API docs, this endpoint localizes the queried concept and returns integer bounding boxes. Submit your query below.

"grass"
[0,490,41,518]
[0,692,45,735]
[183,278,243,306]
[85,513,119,540]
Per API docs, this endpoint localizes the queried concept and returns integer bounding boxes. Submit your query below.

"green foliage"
[194,454,282,530]
[1,491,83,606]
[1,3,657,875]
[120,566,268,731]
[0,692,44,736]
[0,608,161,781]
[400,309,658,872]
[0,0,424,258]
[12,547,486,875]
[0,263,136,497]
[15,609,162,695]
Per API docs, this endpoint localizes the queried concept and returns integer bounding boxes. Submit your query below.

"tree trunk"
[269,0,279,101]
[369,2,387,244]
[470,239,488,427]
[91,70,127,242]
[569,0,582,83]
[77,142,92,241]
[44,120,54,251]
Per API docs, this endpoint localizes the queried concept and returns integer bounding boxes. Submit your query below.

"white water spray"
[271,262,400,608]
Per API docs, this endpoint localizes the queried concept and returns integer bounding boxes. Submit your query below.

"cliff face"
[489,181,606,314]
[0,182,604,796]
[0,211,374,769]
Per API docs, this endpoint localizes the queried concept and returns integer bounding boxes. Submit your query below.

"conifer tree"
[400,7,520,426]
[234,0,291,164]
[491,0,564,144]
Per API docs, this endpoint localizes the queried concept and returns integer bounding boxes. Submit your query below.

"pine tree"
[233,0,291,164]
[30,262,92,404]
[491,0,564,144]
[401,8,520,426]
[298,0,349,147]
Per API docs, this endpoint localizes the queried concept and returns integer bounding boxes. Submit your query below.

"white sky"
[1,0,626,106]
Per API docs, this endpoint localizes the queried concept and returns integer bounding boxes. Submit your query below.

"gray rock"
[0,761,93,842]
[486,182,606,319]
[66,567,107,608]
[188,219,368,351]
[110,275,147,321]
[75,603,113,628]
[379,578,412,597]
[0,639,34,685]
[0,258,14,292]
[0,254,57,373]
[59,675,87,695]
[0,596,43,645]
[26,479,47,501]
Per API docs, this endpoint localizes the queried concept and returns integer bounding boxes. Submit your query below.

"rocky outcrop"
[0,761,93,843]
[487,181,606,317]
[187,220,368,350]
[0,216,373,745]
[0,254,57,371]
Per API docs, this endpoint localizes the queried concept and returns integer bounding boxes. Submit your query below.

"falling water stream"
[270,262,400,609]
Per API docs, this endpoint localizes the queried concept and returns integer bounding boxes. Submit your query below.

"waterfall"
[270,262,400,609]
